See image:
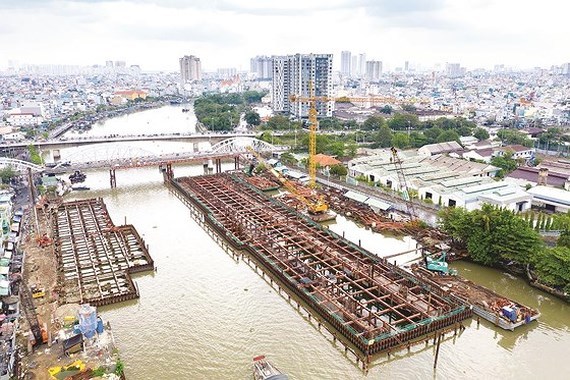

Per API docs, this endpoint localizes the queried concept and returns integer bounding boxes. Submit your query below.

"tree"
[242,90,266,104]
[438,204,542,266]
[345,140,358,158]
[436,130,460,143]
[532,247,570,293]
[319,117,343,130]
[424,127,444,144]
[388,113,420,130]
[244,110,261,126]
[329,164,348,176]
[490,151,518,177]
[473,127,490,141]
[27,145,43,165]
[362,116,385,131]
[497,129,533,147]
[265,115,291,130]
[391,132,410,149]
[409,131,428,148]
[379,105,393,114]
[373,125,393,148]
[0,167,16,184]
[279,152,297,166]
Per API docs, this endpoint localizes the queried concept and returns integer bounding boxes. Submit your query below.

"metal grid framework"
[174,173,469,355]
[52,198,154,306]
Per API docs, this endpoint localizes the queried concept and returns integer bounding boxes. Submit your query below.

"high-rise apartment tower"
[341,51,352,77]
[272,53,334,118]
[179,55,202,82]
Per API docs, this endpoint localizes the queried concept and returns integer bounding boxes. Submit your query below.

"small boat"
[69,170,87,184]
[71,186,90,191]
[253,355,288,380]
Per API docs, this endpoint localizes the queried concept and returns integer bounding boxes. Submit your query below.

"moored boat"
[253,355,288,380]
[69,170,87,184]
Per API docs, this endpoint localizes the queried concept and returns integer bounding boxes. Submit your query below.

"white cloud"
[0,0,567,71]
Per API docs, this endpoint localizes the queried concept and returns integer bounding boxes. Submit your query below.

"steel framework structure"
[172,173,470,356]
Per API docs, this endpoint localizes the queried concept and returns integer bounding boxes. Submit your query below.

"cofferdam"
[168,172,471,367]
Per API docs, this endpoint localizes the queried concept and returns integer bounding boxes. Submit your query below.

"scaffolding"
[51,199,154,306]
[171,173,470,358]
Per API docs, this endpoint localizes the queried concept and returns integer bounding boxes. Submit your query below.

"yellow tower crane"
[289,81,333,189]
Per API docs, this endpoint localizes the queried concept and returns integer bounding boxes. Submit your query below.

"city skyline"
[0,0,568,72]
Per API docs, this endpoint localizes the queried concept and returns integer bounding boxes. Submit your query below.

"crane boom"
[246,147,328,214]
[390,147,417,219]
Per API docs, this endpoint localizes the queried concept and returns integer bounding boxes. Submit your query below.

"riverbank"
[48,99,172,139]
[16,198,128,379]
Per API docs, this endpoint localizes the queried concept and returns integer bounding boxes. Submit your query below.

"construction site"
[167,171,472,366]
[50,198,154,306]
[14,196,154,379]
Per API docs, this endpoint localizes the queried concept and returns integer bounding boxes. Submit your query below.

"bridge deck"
[51,198,154,306]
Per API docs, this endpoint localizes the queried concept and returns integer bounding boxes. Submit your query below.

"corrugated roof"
[365,197,392,211]
[344,190,368,203]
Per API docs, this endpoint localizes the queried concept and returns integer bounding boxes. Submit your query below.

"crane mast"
[290,81,332,189]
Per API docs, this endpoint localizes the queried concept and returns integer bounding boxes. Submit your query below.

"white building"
[365,61,382,82]
[527,186,570,213]
[272,53,334,118]
[346,150,530,212]
[179,55,202,82]
[6,112,43,126]
[250,56,273,80]
[340,51,352,77]
[418,141,463,157]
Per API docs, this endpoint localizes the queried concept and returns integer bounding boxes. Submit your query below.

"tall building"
[272,53,334,118]
[358,53,366,77]
[365,61,382,82]
[351,56,357,76]
[562,63,570,75]
[250,56,273,80]
[404,61,409,72]
[179,55,202,82]
[340,51,352,77]
[446,63,463,78]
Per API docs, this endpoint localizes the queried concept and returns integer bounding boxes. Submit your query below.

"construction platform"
[51,198,154,307]
[168,173,471,358]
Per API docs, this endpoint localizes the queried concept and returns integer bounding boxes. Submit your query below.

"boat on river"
[253,355,288,380]
[69,170,86,184]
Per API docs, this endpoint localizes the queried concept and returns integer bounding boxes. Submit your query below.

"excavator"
[423,244,457,275]
[245,147,331,217]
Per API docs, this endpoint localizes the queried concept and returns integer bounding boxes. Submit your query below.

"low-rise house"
[419,179,531,212]
[418,141,463,156]
[506,167,569,189]
[526,186,570,213]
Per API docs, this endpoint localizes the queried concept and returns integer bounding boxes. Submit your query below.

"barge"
[413,267,540,331]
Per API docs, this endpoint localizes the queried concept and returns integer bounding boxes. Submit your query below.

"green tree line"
[439,205,570,293]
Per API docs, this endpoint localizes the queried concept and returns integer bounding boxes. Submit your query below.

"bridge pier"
[215,158,222,173]
[166,163,174,179]
[234,156,239,170]
[109,169,117,188]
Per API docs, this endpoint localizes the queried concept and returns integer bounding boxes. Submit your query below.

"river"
[52,105,570,379]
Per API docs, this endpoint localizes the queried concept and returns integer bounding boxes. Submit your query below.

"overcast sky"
[1,0,568,72]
